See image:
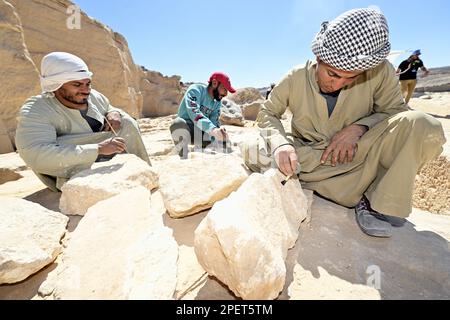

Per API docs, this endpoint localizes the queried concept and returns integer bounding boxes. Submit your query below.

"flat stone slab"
[60,154,159,216]
[157,154,249,218]
[50,187,178,300]
[0,197,68,284]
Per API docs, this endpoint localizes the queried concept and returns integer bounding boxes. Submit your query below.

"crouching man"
[15,52,150,191]
[170,72,236,159]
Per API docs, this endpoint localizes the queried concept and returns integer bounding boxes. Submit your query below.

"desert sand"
[0,92,449,300]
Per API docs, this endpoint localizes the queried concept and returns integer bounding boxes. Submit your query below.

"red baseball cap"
[209,72,236,93]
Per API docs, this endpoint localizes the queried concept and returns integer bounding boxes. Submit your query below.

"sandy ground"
[1,92,449,300]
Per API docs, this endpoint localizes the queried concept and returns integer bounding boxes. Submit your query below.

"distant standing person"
[170,72,236,159]
[397,49,430,104]
[266,83,276,100]
[15,52,150,191]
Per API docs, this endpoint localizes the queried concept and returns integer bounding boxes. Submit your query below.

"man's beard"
[60,88,89,105]
[213,87,222,101]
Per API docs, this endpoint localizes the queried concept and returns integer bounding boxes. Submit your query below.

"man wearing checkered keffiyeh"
[243,8,446,238]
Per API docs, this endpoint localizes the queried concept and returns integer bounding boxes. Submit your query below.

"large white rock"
[140,70,184,117]
[0,197,68,284]
[52,187,178,300]
[220,99,244,127]
[194,169,310,300]
[59,154,159,216]
[242,100,263,121]
[157,154,249,218]
[226,88,264,105]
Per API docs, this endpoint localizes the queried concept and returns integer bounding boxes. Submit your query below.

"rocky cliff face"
[0,0,40,153]
[416,66,450,93]
[140,69,184,117]
[0,0,183,154]
[7,0,143,116]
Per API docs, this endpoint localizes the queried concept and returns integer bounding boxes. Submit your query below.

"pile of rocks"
[0,151,313,300]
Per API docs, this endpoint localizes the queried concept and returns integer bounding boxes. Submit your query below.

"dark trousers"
[170,117,229,159]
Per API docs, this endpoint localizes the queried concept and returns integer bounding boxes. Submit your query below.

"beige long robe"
[15,89,150,191]
[244,60,445,217]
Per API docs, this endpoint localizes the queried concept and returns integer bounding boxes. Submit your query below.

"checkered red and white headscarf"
[311,8,391,71]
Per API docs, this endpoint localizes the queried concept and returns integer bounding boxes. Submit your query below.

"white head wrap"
[311,8,391,71]
[40,52,93,96]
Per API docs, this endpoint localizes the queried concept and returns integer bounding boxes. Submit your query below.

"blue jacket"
[177,83,221,133]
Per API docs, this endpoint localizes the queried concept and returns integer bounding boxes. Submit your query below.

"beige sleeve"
[256,70,294,154]
[355,62,408,129]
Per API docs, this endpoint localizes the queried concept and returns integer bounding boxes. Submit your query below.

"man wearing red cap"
[170,72,236,159]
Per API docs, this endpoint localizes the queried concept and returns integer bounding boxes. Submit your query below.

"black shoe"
[355,196,392,238]
[357,196,407,227]
[384,215,407,227]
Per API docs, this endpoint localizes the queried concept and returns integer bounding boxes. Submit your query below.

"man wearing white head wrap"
[242,8,445,238]
[40,52,94,94]
[16,52,150,191]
